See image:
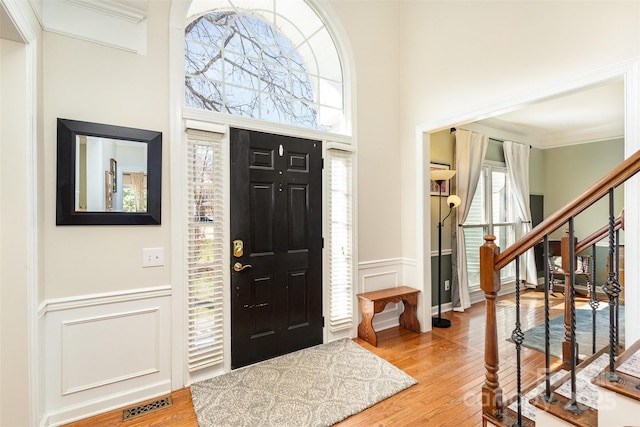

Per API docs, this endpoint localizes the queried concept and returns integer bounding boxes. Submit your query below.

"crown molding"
[475,117,623,149]
[63,0,147,24]
[28,0,148,54]
[542,123,624,148]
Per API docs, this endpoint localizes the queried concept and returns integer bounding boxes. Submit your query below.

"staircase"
[484,342,640,426]
[480,149,640,427]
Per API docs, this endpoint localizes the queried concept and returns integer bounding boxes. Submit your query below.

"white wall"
[397,0,640,346]
[329,0,402,263]
[399,0,640,258]
[39,2,174,423]
[16,0,640,423]
[42,1,172,299]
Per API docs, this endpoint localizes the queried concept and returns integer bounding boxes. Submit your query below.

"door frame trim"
[1,0,40,424]
[415,59,640,341]
[173,115,358,384]
[169,0,358,387]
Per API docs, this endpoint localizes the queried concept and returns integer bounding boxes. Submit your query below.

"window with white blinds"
[327,148,354,331]
[186,128,225,372]
[462,163,516,290]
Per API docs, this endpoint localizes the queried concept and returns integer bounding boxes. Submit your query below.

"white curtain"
[503,140,538,286]
[452,130,488,312]
[131,172,145,212]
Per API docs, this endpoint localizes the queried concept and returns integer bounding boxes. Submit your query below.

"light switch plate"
[143,247,164,267]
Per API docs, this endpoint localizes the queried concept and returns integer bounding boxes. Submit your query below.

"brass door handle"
[233,262,252,272]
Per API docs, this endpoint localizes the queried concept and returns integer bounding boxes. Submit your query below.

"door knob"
[233,262,252,272]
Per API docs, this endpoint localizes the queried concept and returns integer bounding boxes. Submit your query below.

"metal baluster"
[589,243,600,355]
[511,256,524,426]
[615,228,620,350]
[564,217,582,415]
[603,189,621,382]
[542,236,555,403]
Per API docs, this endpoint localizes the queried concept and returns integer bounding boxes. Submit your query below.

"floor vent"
[122,396,173,421]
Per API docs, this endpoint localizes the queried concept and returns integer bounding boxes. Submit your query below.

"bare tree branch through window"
[185,11,318,129]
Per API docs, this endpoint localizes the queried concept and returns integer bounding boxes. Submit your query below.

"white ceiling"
[475,78,625,149]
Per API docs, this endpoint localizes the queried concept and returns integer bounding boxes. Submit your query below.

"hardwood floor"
[64,290,571,427]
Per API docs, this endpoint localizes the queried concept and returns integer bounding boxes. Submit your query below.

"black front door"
[230,128,323,369]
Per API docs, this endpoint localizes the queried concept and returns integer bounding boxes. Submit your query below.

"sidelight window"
[185,128,225,372]
[327,148,354,331]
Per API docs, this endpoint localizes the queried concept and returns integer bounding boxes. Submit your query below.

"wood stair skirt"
[484,340,640,427]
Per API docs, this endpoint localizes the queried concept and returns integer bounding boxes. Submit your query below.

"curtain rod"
[450,127,532,149]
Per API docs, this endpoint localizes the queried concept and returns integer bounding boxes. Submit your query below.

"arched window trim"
[185,0,350,135]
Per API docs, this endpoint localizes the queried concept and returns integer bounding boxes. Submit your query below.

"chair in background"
[547,252,592,297]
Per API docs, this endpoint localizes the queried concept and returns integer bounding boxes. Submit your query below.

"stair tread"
[530,392,598,426]
[592,339,640,401]
[507,370,567,422]
[555,354,610,410]
[483,409,535,427]
[617,350,640,378]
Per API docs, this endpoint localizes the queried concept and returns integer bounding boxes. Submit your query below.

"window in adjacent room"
[121,172,147,213]
[462,162,517,290]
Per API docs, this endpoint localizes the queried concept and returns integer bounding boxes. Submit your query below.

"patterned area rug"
[511,304,625,359]
[190,338,417,427]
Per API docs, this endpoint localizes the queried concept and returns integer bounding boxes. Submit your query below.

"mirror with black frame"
[56,118,162,225]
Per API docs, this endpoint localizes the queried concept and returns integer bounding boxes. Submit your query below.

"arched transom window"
[185,0,346,133]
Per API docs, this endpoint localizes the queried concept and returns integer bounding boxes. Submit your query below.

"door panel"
[230,128,322,369]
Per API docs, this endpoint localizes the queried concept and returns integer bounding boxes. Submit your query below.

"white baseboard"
[47,380,171,427]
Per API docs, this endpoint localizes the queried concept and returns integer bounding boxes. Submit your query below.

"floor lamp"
[430,169,461,328]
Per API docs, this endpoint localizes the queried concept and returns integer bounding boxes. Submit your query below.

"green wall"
[486,138,505,162]
[431,254,452,304]
[428,132,624,301]
[529,147,546,195]
[429,130,456,251]
[544,138,624,240]
[429,130,455,305]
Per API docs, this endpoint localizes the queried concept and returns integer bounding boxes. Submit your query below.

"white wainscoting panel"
[61,308,160,395]
[358,259,411,333]
[44,286,171,426]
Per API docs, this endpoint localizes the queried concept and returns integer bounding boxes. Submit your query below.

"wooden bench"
[356,286,421,346]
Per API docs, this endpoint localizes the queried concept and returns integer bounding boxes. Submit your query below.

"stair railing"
[574,212,624,356]
[480,149,640,424]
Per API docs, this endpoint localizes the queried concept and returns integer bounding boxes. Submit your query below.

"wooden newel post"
[561,230,579,367]
[480,235,503,419]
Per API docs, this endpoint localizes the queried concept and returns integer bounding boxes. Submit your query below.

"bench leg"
[357,299,377,346]
[399,298,420,333]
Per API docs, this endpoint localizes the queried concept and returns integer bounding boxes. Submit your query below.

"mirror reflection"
[76,136,148,212]
[57,117,161,226]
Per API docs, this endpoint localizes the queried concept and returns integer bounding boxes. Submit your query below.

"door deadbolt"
[233,240,244,257]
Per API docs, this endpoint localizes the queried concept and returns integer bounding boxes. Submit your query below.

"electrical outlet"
[143,247,164,267]
[444,280,450,291]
